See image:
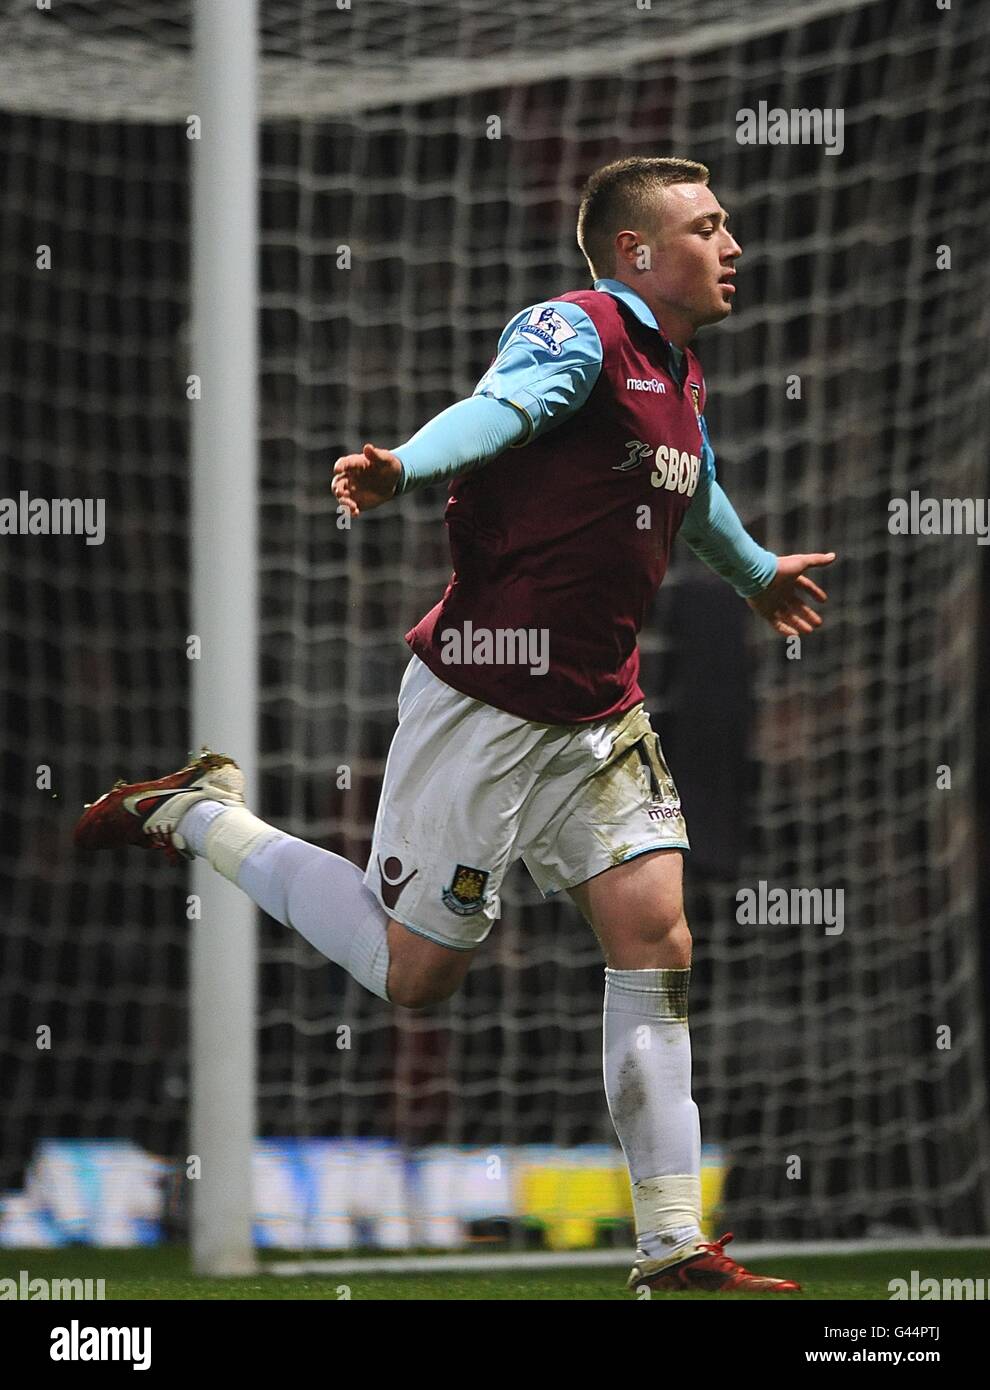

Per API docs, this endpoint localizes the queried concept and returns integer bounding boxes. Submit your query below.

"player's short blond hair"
[577,156,711,279]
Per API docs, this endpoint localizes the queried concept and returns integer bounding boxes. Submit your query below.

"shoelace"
[692,1231,752,1276]
[144,824,184,866]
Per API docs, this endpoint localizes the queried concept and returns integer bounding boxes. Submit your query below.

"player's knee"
[663,911,692,966]
[385,922,471,1009]
[630,900,689,942]
[387,971,461,1010]
[607,908,691,970]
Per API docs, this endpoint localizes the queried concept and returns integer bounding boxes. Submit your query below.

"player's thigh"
[364,655,552,962]
[385,918,475,1009]
[521,717,690,967]
[568,849,690,970]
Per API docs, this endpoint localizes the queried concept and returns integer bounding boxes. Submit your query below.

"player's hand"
[746,553,836,637]
[331,444,403,517]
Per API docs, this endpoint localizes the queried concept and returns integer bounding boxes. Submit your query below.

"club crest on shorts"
[442,864,490,916]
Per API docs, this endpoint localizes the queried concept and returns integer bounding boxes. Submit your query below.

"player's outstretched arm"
[745,552,836,637]
[330,298,602,518]
[680,415,835,637]
[331,443,402,518]
[330,396,529,518]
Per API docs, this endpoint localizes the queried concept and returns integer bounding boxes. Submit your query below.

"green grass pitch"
[2,1246,987,1300]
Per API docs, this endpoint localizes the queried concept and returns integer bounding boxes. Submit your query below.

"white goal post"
[188,0,259,1278]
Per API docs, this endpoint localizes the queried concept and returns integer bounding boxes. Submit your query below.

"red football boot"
[628,1231,801,1293]
[73,748,244,865]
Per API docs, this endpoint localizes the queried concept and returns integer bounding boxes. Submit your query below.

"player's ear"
[614,229,640,269]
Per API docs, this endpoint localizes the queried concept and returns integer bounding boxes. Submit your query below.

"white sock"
[178,800,390,1001]
[603,966,703,1262]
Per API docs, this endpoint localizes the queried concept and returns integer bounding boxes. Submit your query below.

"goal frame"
[189,0,259,1278]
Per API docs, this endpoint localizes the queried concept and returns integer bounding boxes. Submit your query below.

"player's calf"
[73,750,398,1004]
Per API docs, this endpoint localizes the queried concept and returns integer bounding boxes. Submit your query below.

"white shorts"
[363,655,690,950]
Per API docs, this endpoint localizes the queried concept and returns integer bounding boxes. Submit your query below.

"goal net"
[2,0,989,1255]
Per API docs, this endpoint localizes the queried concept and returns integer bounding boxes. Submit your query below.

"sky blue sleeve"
[393,300,603,492]
[680,415,778,596]
[393,396,528,494]
[471,300,603,441]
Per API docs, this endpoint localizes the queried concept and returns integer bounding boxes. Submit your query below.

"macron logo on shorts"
[378,855,417,908]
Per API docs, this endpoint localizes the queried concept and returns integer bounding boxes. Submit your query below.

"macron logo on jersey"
[625,377,667,394]
[516,305,578,357]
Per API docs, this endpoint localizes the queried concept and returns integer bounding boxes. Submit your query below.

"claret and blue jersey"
[402,279,777,725]
[474,278,717,492]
